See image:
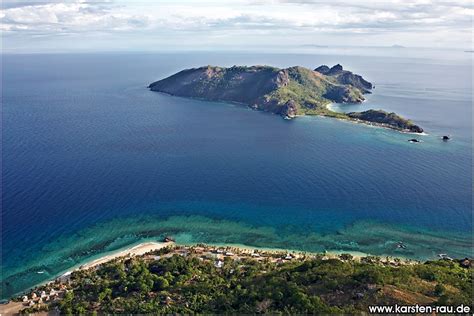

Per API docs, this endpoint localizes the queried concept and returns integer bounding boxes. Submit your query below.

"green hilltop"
[149,64,423,133]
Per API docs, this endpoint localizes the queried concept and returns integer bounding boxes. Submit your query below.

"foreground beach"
[1,240,418,315]
[78,241,174,270]
[5,240,471,315]
[73,240,411,274]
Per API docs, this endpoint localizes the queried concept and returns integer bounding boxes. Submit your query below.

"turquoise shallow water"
[1,51,472,299]
[2,214,473,299]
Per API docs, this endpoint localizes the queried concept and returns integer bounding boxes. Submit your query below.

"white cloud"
[1,1,144,33]
[1,0,472,51]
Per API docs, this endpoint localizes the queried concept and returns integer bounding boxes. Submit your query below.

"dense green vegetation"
[263,66,364,114]
[23,248,472,314]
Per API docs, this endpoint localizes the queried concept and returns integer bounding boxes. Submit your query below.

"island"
[148,64,423,133]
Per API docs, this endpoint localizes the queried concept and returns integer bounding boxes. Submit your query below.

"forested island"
[149,64,423,133]
[15,245,472,314]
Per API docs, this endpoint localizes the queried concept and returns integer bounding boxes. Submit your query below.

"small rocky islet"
[148,64,423,133]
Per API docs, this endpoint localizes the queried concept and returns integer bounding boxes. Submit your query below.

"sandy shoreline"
[54,240,412,279]
[72,241,373,275]
[0,240,417,314]
[9,240,412,299]
[77,241,174,270]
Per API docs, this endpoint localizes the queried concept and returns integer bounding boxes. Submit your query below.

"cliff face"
[149,64,423,133]
[315,64,373,93]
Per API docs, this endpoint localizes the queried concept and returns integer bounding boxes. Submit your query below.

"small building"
[214,260,224,268]
[22,296,28,302]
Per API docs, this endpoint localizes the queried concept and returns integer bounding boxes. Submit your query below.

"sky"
[1,0,472,53]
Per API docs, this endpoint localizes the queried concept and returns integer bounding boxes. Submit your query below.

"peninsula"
[149,64,423,133]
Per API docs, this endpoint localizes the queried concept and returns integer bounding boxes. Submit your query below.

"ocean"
[1,50,472,299]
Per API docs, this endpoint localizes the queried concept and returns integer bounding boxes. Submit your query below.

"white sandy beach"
[77,241,407,271]
[0,242,174,315]
[79,241,174,270]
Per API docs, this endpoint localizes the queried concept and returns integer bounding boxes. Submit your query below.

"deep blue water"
[1,51,472,298]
